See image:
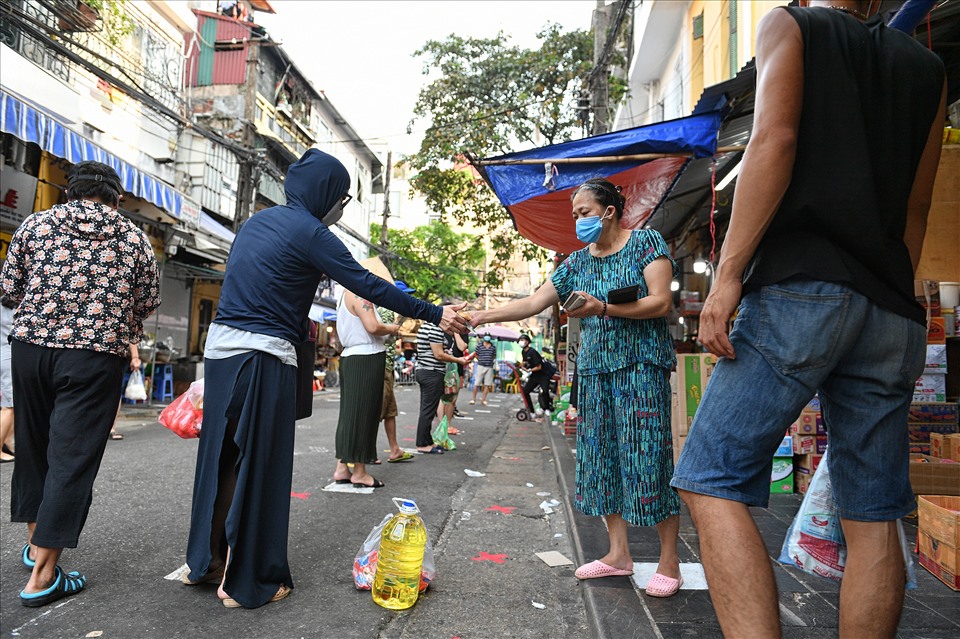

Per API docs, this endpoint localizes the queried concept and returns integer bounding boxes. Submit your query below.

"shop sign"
[180,196,201,230]
[0,165,38,228]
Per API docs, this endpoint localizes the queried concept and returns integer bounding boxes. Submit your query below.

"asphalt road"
[0,385,589,639]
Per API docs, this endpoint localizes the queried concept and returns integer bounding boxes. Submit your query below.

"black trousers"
[523,373,554,412]
[10,340,123,548]
[415,368,445,447]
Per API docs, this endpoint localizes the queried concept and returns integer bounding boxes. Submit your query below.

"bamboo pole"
[474,146,745,166]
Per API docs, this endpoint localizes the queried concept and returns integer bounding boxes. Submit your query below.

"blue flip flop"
[424,446,444,454]
[20,566,86,608]
[21,543,35,570]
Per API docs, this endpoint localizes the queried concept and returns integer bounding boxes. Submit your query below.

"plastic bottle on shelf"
[372,498,428,610]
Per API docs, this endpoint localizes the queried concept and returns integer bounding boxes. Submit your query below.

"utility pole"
[379,150,392,270]
[590,0,611,136]
[234,33,260,231]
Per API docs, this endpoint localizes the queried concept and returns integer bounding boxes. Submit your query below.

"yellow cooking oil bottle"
[372,498,427,610]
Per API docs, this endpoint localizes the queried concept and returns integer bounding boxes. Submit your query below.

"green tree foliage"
[371,222,486,305]
[407,25,595,287]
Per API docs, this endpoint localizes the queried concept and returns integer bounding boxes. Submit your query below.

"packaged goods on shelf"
[925,344,948,373]
[908,421,959,455]
[928,317,946,345]
[914,373,947,403]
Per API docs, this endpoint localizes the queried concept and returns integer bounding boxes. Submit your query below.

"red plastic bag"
[158,379,203,438]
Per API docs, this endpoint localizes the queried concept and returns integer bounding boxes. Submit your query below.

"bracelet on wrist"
[600,300,608,317]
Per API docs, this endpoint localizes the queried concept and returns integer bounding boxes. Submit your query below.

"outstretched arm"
[470,281,561,327]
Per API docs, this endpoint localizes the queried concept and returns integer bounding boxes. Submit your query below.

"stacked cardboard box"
[908,402,959,455]
[917,495,960,591]
[790,398,824,494]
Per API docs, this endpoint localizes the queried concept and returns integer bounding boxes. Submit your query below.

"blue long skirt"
[186,351,296,608]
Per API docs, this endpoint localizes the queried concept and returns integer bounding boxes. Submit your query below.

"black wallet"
[607,284,640,304]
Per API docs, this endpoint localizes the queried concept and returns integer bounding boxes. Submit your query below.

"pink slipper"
[574,560,634,579]
[645,572,683,597]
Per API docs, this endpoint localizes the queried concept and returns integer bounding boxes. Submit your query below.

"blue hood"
[284,149,350,221]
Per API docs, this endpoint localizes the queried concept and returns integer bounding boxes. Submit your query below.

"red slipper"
[574,560,634,579]
[645,573,682,597]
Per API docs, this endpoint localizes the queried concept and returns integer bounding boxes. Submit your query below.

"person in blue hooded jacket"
[183,149,467,609]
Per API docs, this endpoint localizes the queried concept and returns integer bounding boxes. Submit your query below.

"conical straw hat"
[360,255,394,283]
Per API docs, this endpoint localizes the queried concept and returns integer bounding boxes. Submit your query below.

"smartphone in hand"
[563,292,587,312]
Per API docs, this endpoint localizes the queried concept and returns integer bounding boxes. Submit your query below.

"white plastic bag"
[124,370,147,401]
[780,449,918,589]
[353,513,436,591]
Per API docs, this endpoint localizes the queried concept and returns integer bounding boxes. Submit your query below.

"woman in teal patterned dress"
[471,178,682,597]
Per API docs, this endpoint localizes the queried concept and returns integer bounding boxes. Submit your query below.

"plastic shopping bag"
[779,450,846,581]
[124,370,147,401]
[353,514,436,591]
[157,379,204,439]
[432,415,457,451]
[779,449,918,589]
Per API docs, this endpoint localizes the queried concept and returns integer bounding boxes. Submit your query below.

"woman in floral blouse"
[1,161,160,608]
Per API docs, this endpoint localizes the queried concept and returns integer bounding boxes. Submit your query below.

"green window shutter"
[693,12,704,40]
[198,18,217,86]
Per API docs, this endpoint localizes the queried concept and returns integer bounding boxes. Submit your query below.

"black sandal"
[20,566,86,608]
[351,477,385,489]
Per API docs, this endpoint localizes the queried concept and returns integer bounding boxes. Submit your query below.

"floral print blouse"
[0,199,161,356]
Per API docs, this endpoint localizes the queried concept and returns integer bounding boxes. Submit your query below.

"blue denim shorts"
[671,278,926,521]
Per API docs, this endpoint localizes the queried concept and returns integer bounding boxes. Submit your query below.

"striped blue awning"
[0,90,183,218]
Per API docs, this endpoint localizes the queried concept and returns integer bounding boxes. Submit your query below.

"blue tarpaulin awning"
[476,111,722,254]
[0,90,183,219]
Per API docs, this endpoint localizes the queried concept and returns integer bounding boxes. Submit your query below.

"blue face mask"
[575,211,611,244]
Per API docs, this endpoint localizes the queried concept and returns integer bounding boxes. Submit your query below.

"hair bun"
[614,185,623,193]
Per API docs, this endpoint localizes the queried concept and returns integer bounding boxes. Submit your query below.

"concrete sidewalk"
[544,421,960,639]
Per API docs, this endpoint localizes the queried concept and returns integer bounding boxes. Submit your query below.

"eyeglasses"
[336,193,353,210]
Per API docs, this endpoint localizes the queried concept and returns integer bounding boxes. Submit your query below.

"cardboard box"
[675,354,716,435]
[673,434,686,466]
[948,434,960,462]
[794,453,823,476]
[915,373,947,403]
[929,317,946,345]
[792,434,815,455]
[791,411,821,436]
[770,457,794,494]
[775,435,792,457]
[815,435,829,454]
[917,496,960,591]
[931,433,960,462]
[910,455,960,496]
[795,471,812,495]
[908,402,959,425]
[805,396,821,412]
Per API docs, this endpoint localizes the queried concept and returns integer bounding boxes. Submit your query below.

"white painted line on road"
[324,398,340,402]
[474,409,492,413]
[322,482,374,494]
[456,416,474,421]
[779,603,807,627]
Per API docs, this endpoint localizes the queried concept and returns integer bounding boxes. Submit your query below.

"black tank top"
[742,7,944,325]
